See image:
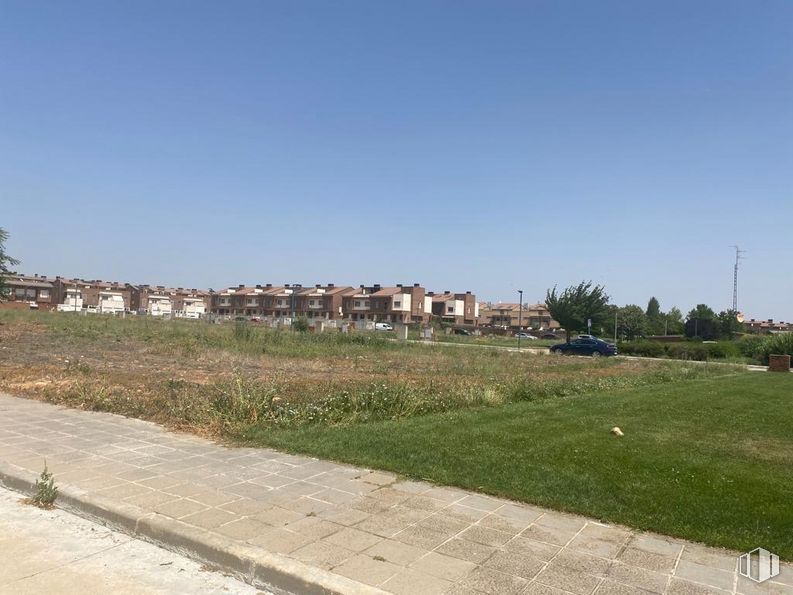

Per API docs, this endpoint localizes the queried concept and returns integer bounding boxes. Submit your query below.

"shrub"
[755,333,793,365]
[292,316,309,333]
[30,463,58,508]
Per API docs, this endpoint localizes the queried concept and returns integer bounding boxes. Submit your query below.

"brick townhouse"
[478,302,558,330]
[133,285,211,318]
[53,278,135,313]
[742,318,791,335]
[1,273,57,309]
[430,291,479,325]
[341,284,431,324]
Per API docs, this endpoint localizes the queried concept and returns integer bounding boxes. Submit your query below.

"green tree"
[718,309,743,340]
[687,304,716,321]
[545,281,610,342]
[646,297,660,319]
[663,307,685,335]
[645,297,664,335]
[617,305,648,340]
[0,228,20,299]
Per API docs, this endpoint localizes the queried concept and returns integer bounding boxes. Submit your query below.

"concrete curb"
[0,461,386,595]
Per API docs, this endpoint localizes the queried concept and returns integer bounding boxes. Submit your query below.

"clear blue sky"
[2,1,792,319]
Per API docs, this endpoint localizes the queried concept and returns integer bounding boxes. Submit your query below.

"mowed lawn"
[242,372,793,558]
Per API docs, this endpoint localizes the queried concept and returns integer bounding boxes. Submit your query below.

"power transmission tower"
[729,245,746,312]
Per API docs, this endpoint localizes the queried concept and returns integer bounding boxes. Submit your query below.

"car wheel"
[591,351,601,358]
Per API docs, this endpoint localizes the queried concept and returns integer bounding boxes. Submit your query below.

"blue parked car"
[550,336,618,357]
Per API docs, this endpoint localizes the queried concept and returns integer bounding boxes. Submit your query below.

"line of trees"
[546,281,744,342]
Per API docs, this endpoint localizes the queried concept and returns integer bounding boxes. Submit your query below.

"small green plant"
[30,462,59,508]
[292,316,309,333]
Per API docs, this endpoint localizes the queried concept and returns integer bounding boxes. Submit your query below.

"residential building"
[172,290,210,319]
[742,318,791,335]
[342,284,430,324]
[1,274,56,309]
[430,291,479,325]
[54,278,135,312]
[479,302,558,330]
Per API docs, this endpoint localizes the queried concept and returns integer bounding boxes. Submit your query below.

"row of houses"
[2,274,210,319]
[2,272,575,330]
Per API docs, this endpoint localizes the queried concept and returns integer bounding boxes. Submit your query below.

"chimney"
[256,284,262,288]
[359,284,365,288]
[315,284,321,288]
[444,290,451,295]
[266,283,272,288]
[413,283,419,287]
[328,283,335,288]
[466,291,471,295]
[285,284,290,288]
[238,284,244,289]
[374,284,381,290]
[428,291,435,296]
[768,319,773,323]
[397,284,402,288]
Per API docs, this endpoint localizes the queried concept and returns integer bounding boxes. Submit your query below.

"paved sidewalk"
[0,393,789,594]
[0,485,267,594]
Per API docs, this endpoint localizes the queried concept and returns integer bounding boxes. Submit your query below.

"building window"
[447,306,454,313]
[393,301,401,308]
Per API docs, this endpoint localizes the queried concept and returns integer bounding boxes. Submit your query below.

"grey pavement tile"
[310,488,360,505]
[458,566,528,595]
[667,578,731,595]
[535,563,602,595]
[502,535,562,562]
[247,527,314,554]
[522,522,581,547]
[551,550,613,577]
[617,545,678,573]
[435,537,498,564]
[381,568,453,595]
[291,540,356,570]
[365,540,427,566]
[318,506,371,526]
[94,482,153,500]
[456,494,504,513]
[213,518,272,541]
[679,544,738,572]
[181,506,237,530]
[391,480,433,494]
[605,561,669,594]
[153,498,208,519]
[674,559,735,592]
[415,512,470,535]
[323,527,383,552]
[401,494,448,512]
[185,490,239,508]
[459,525,515,548]
[251,506,304,527]
[594,579,657,594]
[333,553,402,587]
[736,576,793,594]
[284,516,343,540]
[523,583,579,595]
[484,549,545,580]
[394,525,453,550]
[410,551,477,582]
[629,534,685,558]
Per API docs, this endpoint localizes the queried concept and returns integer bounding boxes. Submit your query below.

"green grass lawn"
[240,372,793,558]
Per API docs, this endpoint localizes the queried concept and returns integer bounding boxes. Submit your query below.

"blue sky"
[2,1,792,319]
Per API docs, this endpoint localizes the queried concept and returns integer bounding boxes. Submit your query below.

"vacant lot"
[0,310,708,433]
[2,310,789,557]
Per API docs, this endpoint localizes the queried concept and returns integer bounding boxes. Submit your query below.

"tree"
[617,305,647,341]
[545,281,610,342]
[0,228,20,299]
[663,307,685,335]
[718,309,742,340]
[645,297,664,335]
[646,297,660,319]
[687,304,716,321]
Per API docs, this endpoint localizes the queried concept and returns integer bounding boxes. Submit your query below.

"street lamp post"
[517,290,524,350]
